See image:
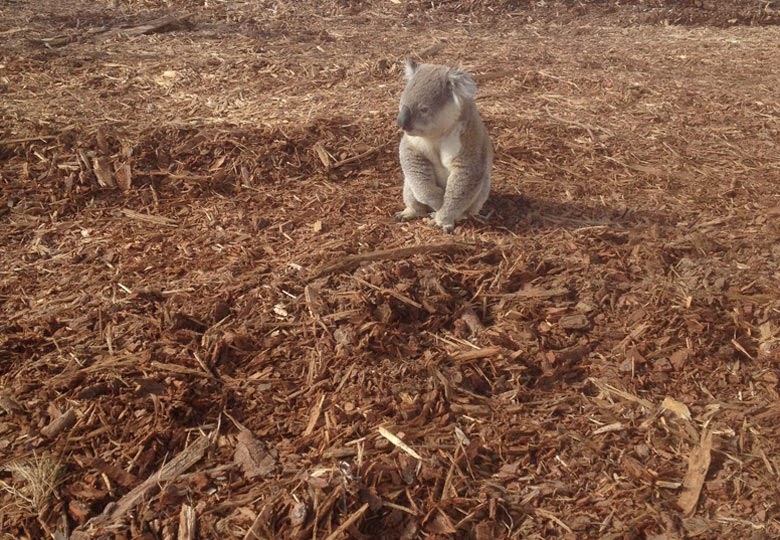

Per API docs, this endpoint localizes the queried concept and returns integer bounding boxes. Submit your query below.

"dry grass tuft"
[0,454,63,521]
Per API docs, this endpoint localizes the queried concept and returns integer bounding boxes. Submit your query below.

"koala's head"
[396,59,477,137]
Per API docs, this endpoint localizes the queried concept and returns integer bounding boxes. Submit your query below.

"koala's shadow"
[483,191,674,233]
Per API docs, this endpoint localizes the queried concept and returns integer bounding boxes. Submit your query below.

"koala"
[395,59,493,233]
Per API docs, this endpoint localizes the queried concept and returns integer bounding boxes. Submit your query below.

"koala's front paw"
[432,211,455,234]
[395,208,420,221]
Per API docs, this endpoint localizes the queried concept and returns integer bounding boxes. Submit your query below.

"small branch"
[74,435,210,535]
[177,504,196,540]
[310,242,468,280]
[450,346,502,363]
[0,135,57,145]
[678,429,714,516]
[115,14,192,37]
[41,408,77,438]
[544,107,613,140]
[502,286,569,300]
[303,394,326,436]
[537,70,581,91]
[322,503,369,540]
[535,508,573,534]
[353,276,423,310]
[105,436,209,520]
[330,143,389,170]
[416,40,447,60]
[120,208,178,227]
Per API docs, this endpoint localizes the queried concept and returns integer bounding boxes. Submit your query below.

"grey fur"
[395,60,493,233]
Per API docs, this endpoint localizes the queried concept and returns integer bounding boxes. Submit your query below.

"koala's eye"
[418,105,430,114]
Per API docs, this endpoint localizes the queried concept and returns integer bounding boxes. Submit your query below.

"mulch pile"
[1,0,779,538]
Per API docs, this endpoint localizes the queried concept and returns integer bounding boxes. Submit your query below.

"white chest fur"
[405,125,463,188]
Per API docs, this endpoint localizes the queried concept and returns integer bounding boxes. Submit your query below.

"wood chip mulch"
[1,0,779,538]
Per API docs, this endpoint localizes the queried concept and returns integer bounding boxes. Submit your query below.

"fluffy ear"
[404,58,419,80]
[447,68,477,101]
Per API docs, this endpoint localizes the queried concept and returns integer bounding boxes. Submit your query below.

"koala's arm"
[434,150,488,231]
[399,140,444,211]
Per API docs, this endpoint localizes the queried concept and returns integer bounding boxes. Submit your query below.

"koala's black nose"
[397,106,411,131]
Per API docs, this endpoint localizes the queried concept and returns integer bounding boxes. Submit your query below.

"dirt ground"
[1,0,780,538]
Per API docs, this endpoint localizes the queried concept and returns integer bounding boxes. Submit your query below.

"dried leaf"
[209,155,226,171]
[424,511,456,534]
[662,397,692,421]
[288,501,307,528]
[93,157,115,187]
[475,521,495,540]
[313,141,331,169]
[559,313,589,330]
[669,349,689,370]
[115,162,132,191]
[621,455,653,481]
[96,128,109,154]
[83,457,137,488]
[234,429,276,480]
[0,393,24,415]
[68,499,91,524]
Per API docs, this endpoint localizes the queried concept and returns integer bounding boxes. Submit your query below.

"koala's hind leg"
[395,181,433,221]
[467,173,491,218]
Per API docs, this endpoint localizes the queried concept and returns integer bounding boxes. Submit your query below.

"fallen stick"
[507,286,569,300]
[41,408,77,438]
[120,14,191,37]
[588,378,654,411]
[417,40,447,60]
[120,208,178,227]
[242,498,278,540]
[353,275,423,309]
[329,143,387,170]
[105,435,210,520]
[678,429,714,516]
[73,435,210,535]
[310,242,468,279]
[178,504,196,540]
[0,135,57,145]
[535,508,573,534]
[322,503,369,540]
[450,346,502,362]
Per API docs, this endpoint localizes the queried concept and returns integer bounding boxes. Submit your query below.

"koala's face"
[397,63,462,138]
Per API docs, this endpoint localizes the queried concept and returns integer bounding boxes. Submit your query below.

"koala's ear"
[404,58,419,80]
[447,68,477,101]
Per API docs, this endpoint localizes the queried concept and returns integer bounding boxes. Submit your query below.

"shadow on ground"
[485,191,676,232]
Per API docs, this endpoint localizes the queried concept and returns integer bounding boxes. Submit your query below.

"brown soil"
[1,0,780,539]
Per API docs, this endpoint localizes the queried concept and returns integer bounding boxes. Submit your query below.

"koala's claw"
[394,208,419,221]
[431,211,456,234]
[471,212,490,224]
